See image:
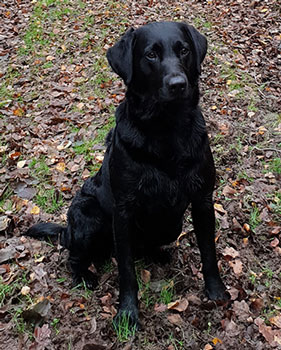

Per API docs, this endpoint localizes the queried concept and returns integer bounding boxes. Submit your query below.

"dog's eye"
[180,47,189,56]
[146,52,157,60]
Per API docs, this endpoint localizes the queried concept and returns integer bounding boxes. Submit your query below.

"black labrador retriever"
[26,21,228,328]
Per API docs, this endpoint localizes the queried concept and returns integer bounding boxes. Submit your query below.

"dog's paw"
[205,279,230,301]
[113,307,139,333]
[72,270,98,290]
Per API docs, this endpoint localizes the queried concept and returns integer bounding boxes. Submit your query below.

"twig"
[251,146,281,153]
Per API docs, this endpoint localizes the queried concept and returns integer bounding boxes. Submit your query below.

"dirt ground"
[0,0,280,349]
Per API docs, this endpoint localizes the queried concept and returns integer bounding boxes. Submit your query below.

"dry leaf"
[77,102,84,110]
[229,259,243,275]
[167,314,183,326]
[17,160,26,169]
[154,303,167,313]
[222,247,240,258]
[270,237,279,248]
[21,286,31,295]
[204,344,213,350]
[214,203,226,214]
[212,337,222,345]
[57,140,72,151]
[141,269,151,284]
[30,206,40,215]
[270,315,281,329]
[167,298,188,312]
[255,317,281,347]
[176,231,186,246]
[55,162,66,173]
[222,185,237,197]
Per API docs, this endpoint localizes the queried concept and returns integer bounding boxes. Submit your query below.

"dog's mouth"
[158,88,189,103]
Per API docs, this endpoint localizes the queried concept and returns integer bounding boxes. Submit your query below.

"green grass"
[94,116,115,145]
[169,335,184,350]
[249,205,261,231]
[29,157,51,181]
[113,312,137,342]
[264,158,281,175]
[159,280,174,305]
[35,188,64,214]
[0,185,13,213]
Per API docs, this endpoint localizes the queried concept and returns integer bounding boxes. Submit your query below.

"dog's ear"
[106,28,135,85]
[181,23,207,74]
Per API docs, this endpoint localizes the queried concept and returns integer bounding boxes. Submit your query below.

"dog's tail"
[25,222,67,248]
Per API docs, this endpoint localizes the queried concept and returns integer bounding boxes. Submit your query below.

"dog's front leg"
[191,194,229,300]
[113,204,139,329]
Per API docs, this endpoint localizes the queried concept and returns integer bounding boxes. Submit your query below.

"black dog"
[27,21,228,328]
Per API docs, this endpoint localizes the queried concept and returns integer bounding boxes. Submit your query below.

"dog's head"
[107,21,207,103]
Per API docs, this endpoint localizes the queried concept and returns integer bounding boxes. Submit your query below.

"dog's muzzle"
[162,74,188,100]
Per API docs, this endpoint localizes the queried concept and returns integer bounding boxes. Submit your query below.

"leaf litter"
[0,0,280,349]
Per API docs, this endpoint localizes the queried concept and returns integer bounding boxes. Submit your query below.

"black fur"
[26,21,228,328]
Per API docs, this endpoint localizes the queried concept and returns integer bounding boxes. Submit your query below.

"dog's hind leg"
[68,252,97,290]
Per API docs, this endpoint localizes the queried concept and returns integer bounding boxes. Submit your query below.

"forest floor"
[0,0,280,349]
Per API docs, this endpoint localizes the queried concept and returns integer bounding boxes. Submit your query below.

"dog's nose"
[167,76,187,95]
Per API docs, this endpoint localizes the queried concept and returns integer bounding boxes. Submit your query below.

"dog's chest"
[137,163,200,207]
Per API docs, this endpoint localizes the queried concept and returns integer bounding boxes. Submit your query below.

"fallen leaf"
[271,237,279,248]
[13,108,25,117]
[222,246,240,259]
[176,231,186,246]
[233,300,250,321]
[17,160,26,168]
[154,303,167,313]
[167,298,188,312]
[57,140,72,151]
[255,317,281,347]
[21,286,31,295]
[229,259,243,275]
[55,162,66,172]
[141,269,151,284]
[222,185,237,197]
[9,151,21,160]
[77,102,84,110]
[30,206,40,215]
[212,337,222,345]
[214,203,227,214]
[46,55,55,61]
[204,344,213,350]
[167,314,183,326]
[0,216,10,231]
[270,315,281,329]
[0,246,16,263]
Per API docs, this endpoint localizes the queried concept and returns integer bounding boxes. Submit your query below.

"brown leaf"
[229,259,243,275]
[167,314,183,326]
[233,300,250,321]
[167,298,189,312]
[250,298,264,314]
[255,317,281,347]
[100,293,112,306]
[154,303,167,313]
[271,237,279,248]
[222,319,241,337]
[227,287,239,301]
[222,247,240,259]
[222,185,237,197]
[204,344,213,350]
[270,315,281,329]
[140,269,151,284]
[55,162,66,173]
[31,324,51,350]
